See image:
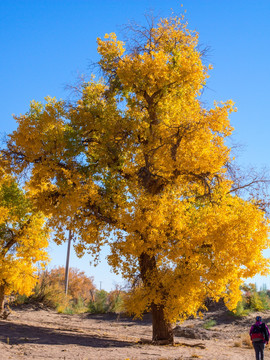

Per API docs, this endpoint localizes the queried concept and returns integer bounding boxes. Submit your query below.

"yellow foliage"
[4,14,270,327]
[0,171,50,301]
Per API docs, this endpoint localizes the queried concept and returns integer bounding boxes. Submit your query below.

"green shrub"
[250,291,264,311]
[233,300,250,317]
[88,290,110,314]
[31,280,70,309]
[14,294,29,305]
[107,289,125,313]
[202,319,216,329]
[71,296,88,313]
[58,306,74,314]
[257,291,270,310]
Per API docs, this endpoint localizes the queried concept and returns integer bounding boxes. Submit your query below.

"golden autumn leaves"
[0,170,49,307]
[2,15,270,334]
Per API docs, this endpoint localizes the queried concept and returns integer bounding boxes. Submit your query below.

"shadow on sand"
[86,312,152,326]
[0,320,134,348]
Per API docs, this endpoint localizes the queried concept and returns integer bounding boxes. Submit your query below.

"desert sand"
[0,304,269,359]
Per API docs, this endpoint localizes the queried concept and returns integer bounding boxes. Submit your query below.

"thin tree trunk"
[0,284,5,312]
[152,303,174,345]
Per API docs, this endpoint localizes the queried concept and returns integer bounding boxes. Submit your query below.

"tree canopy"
[3,15,269,343]
[44,266,95,301]
[0,169,49,311]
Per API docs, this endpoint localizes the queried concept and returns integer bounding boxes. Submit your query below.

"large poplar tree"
[3,15,269,343]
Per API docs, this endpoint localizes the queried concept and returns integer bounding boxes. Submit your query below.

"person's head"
[256,316,262,322]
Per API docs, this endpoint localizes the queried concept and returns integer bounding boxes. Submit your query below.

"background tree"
[42,266,95,301]
[3,15,270,344]
[22,266,96,312]
[0,169,49,313]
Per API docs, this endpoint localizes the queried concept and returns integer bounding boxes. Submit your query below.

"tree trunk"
[0,284,5,312]
[151,302,174,345]
[139,252,174,345]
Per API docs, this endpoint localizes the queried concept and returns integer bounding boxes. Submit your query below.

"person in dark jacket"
[250,316,269,360]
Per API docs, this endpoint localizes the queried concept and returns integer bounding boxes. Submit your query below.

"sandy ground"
[0,305,269,360]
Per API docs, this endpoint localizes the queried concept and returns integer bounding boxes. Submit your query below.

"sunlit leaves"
[4,14,270,323]
[0,172,50,299]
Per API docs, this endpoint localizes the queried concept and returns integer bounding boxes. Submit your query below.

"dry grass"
[241,332,253,348]
[234,332,253,348]
[234,339,242,347]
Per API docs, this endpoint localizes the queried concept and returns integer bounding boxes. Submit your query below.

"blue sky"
[1,0,270,290]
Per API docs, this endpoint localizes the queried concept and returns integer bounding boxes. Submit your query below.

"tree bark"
[139,252,174,345]
[151,302,174,345]
[0,284,5,312]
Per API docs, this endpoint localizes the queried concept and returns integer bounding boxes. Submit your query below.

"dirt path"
[0,306,269,359]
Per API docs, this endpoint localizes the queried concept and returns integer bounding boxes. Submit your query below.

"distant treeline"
[14,266,126,315]
[234,283,270,316]
[12,269,270,317]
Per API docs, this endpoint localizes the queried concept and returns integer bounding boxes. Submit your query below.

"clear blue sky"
[1,0,270,291]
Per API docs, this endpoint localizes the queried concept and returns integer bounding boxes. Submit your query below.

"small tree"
[107,286,125,313]
[0,169,49,312]
[88,290,109,313]
[42,266,95,302]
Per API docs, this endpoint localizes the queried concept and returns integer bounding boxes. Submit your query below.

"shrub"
[202,319,216,329]
[107,288,125,313]
[14,294,29,305]
[233,299,250,317]
[241,332,252,348]
[234,339,242,347]
[88,290,109,314]
[250,291,264,311]
[29,276,71,309]
[87,286,127,314]
[257,291,270,310]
